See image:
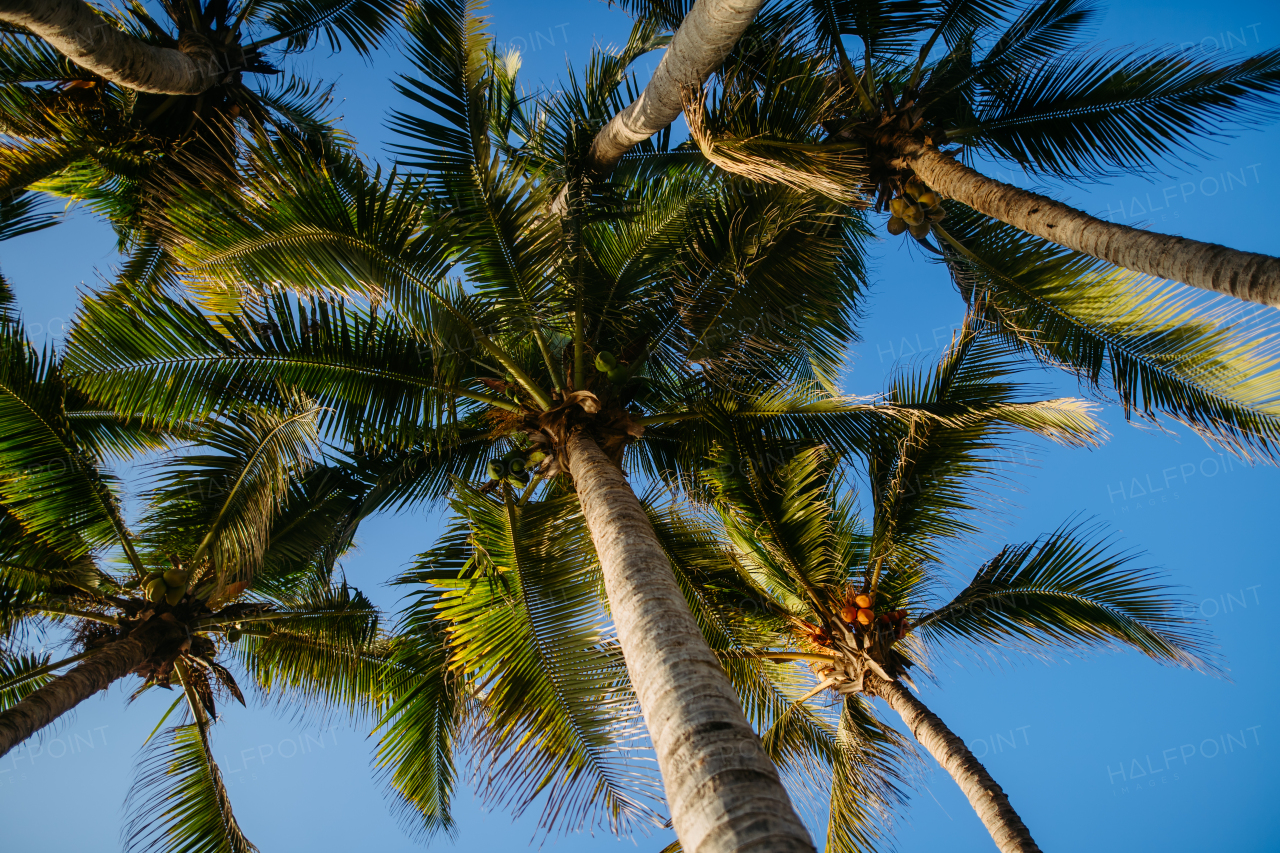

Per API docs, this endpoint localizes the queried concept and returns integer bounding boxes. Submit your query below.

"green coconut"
[594,351,617,372]
[888,197,909,218]
[607,366,628,384]
[145,579,167,603]
[163,569,189,589]
[227,627,242,643]
[508,456,527,475]
[508,469,530,487]
[164,587,184,607]
[486,459,505,481]
[902,205,925,226]
[916,190,940,208]
[526,450,547,466]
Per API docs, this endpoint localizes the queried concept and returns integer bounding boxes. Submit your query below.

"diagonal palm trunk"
[587,0,767,173]
[0,619,175,758]
[865,672,1041,853]
[898,139,1280,308]
[565,432,816,853]
[0,0,224,95]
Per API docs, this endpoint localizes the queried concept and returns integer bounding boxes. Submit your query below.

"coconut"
[839,604,860,623]
[607,366,628,383]
[227,628,242,643]
[145,579,167,603]
[909,222,931,239]
[508,469,530,487]
[164,587,184,607]
[916,190,940,208]
[854,594,873,609]
[927,206,947,221]
[902,205,925,226]
[508,457,527,475]
[595,351,617,372]
[886,216,907,235]
[526,450,547,466]
[122,577,141,590]
[145,570,165,584]
[904,177,926,199]
[888,197,909,218]
[856,608,875,625]
[163,569,189,589]
[486,459,505,480]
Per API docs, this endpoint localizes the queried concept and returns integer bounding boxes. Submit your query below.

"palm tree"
[0,285,407,849]
[626,0,1280,305]
[51,2,1108,842]
[652,8,1280,466]
[695,328,1214,852]
[0,0,401,282]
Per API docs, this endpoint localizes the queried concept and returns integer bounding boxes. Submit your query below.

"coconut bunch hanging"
[122,566,192,608]
[838,589,911,640]
[886,177,945,240]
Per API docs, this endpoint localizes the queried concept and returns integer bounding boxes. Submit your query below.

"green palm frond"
[0,649,55,710]
[234,584,383,719]
[937,209,1280,460]
[0,321,137,567]
[400,485,665,834]
[391,0,560,317]
[957,46,1280,178]
[825,696,918,853]
[371,630,463,841]
[912,520,1215,671]
[122,721,257,853]
[250,0,404,57]
[65,284,485,443]
[0,190,60,241]
[145,398,323,590]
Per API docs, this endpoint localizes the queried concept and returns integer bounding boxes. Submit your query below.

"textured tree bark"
[0,0,226,95]
[0,620,174,758]
[865,673,1042,853]
[901,140,1280,308]
[586,0,767,173]
[565,431,815,853]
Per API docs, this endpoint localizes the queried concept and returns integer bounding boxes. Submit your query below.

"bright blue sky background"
[2,1,1278,850]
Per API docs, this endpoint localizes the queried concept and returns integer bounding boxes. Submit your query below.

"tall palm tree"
[696,328,1214,852]
[0,0,401,282]
[0,289,406,849]
[625,0,1280,305]
[53,1,880,835]
[658,13,1280,466]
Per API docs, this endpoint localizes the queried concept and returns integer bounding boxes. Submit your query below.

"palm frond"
[912,519,1216,672]
[961,46,1280,178]
[122,721,258,853]
[938,209,1280,461]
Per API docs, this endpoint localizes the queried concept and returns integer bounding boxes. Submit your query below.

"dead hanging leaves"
[683,86,869,206]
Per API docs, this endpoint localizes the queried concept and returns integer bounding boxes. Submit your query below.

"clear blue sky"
[2,1,1278,850]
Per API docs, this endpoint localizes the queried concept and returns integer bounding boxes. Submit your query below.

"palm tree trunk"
[565,431,815,853]
[0,0,224,95]
[586,0,767,173]
[0,619,174,758]
[899,139,1280,308]
[865,672,1041,853]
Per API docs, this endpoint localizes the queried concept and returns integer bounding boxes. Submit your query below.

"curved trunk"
[0,620,172,758]
[900,140,1280,308]
[587,0,766,173]
[565,431,815,853]
[865,673,1041,853]
[0,0,224,95]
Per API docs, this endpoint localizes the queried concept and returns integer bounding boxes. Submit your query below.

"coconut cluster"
[125,568,190,607]
[486,445,546,487]
[886,177,946,239]
[839,591,910,640]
